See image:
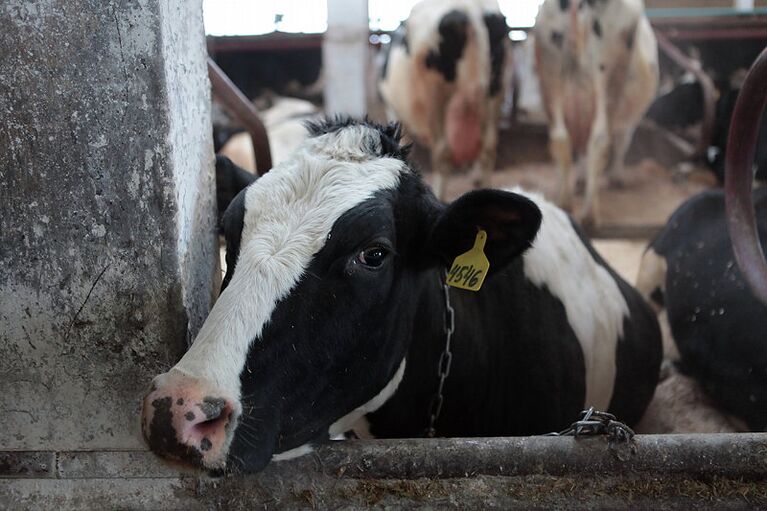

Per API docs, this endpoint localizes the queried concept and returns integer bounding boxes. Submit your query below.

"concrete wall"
[0,0,216,451]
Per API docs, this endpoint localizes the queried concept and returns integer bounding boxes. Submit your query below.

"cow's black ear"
[428,189,542,273]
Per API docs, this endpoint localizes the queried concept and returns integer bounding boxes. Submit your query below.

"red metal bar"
[725,47,767,306]
[207,58,272,175]
[208,33,324,53]
[659,28,767,40]
[654,31,717,158]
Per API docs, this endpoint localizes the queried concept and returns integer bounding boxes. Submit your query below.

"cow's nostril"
[187,396,235,439]
[192,410,230,436]
[200,396,227,421]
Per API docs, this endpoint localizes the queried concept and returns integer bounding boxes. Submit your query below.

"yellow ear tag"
[446,230,489,291]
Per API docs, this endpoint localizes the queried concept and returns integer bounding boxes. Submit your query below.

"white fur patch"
[272,443,314,462]
[516,189,629,411]
[172,125,407,399]
[328,358,407,438]
[379,0,501,142]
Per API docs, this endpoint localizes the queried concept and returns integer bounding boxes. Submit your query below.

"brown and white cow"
[534,0,659,226]
[378,0,511,199]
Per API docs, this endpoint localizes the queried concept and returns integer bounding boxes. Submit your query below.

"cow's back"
[367,191,661,438]
[520,191,662,425]
[649,188,767,429]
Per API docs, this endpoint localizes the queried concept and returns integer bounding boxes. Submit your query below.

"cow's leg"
[471,119,498,189]
[579,83,609,227]
[606,126,635,189]
[431,138,451,200]
[548,101,574,211]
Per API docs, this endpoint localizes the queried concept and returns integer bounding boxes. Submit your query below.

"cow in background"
[218,96,319,173]
[646,73,767,184]
[214,96,319,220]
[534,0,659,226]
[636,188,767,432]
[378,0,511,199]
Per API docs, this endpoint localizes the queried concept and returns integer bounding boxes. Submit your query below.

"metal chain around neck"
[426,270,455,438]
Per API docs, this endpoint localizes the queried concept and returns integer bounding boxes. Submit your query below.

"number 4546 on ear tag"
[446,230,489,291]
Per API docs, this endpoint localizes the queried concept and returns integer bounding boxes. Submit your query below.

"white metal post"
[324,0,369,117]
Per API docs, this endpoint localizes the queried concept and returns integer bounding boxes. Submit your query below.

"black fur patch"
[425,9,468,82]
[215,155,256,228]
[650,287,665,308]
[483,12,509,96]
[592,19,603,38]
[649,188,767,430]
[145,397,204,468]
[221,185,248,292]
[305,117,411,161]
[624,29,635,50]
[551,31,564,49]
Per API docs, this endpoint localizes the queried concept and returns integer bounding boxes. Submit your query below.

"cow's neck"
[365,260,530,438]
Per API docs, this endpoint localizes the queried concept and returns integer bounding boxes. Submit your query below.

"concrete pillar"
[323,0,369,117]
[0,0,217,451]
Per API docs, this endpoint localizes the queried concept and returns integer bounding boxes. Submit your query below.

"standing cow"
[637,188,767,432]
[379,0,511,199]
[141,119,661,474]
[535,0,659,226]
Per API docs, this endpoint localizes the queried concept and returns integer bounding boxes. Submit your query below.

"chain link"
[426,270,455,437]
[422,275,636,452]
[545,407,637,459]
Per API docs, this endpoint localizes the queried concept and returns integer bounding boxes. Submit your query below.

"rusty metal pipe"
[654,31,717,158]
[725,47,767,306]
[207,58,272,175]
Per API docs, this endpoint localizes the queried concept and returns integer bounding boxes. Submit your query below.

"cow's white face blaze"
[141,119,542,473]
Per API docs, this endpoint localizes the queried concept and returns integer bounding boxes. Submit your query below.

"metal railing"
[725,46,767,306]
[208,58,272,175]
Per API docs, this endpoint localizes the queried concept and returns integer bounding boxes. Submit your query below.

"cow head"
[141,119,541,473]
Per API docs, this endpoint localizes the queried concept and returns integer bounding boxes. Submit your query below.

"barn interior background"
[1,0,766,509]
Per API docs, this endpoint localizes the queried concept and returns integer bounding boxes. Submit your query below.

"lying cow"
[215,155,256,222]
[379,0,511,199]
[637,187,767,431]
[141,119,662,473]
[218,96,319,173]
[534,0,659,225]
[647,79,767,184]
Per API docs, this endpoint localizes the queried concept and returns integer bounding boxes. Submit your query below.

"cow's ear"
[428,190,542,273]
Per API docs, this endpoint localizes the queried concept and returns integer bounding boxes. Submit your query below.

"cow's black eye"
[357,246,389,268]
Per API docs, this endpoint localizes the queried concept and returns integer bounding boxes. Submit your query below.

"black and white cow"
[534,0,659,225]
[637,187,767,431]
[141,119,662,473]
[645,79,767,184]
[378,0,511,199]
